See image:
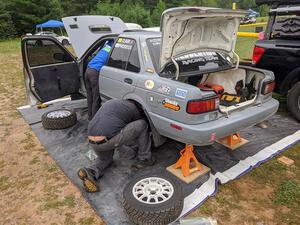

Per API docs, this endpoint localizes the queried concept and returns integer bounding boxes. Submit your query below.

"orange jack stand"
[173,144,203,177]
[217,132,249,150]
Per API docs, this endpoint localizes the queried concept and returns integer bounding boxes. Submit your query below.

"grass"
[42,195,76,211]
[1,32,300,224]
[274,180,300,207]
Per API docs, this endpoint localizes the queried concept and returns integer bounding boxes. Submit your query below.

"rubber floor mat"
[18,99,300,225]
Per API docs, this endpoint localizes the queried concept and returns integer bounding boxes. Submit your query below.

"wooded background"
[0,0,269,39]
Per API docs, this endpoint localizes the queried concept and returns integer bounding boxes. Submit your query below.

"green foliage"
[120,2,152,28]
[61,0,98,16]
[6,0,63,34]
[0,0,272,38]
[273,180,300,208]
[0,1,17,39]
[92,0,121,17]
[151,0,166,26]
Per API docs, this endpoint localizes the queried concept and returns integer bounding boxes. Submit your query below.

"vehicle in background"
[35,31,71,45]
[125,23,142,30]
[253,0,300,121]
[240,16,257,24]
[248,8,260,17]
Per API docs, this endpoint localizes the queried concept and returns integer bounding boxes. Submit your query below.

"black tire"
[42,109,77,130]
[62,39,69,46]
[287,81,300,122]
[123,173,183,225]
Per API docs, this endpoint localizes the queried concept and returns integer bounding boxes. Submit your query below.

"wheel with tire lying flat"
[287,81,300,122]
[41,109,77,130]
[123,173,183,225]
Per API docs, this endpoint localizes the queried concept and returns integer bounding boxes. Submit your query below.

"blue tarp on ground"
[36,20,64,28]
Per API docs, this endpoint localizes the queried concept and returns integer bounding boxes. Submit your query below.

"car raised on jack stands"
[21,8,279,225]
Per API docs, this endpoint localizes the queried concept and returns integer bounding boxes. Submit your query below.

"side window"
[26,39,73,67]
[107,38,140,73]
[126,43,140,73]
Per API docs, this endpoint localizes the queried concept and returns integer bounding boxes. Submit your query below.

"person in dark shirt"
[77,99,155,193]
[85,40,113,120]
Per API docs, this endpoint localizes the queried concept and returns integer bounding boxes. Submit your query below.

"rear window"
[146,38,233,77]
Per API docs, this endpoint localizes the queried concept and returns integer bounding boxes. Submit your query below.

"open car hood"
[62,16,127,58]
[159,7,247,71]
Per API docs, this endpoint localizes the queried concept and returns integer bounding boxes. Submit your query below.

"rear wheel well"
[127,99,167,148]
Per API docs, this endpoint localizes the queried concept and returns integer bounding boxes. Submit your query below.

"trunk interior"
[179,68,266,113]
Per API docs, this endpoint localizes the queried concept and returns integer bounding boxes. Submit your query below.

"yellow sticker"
[117,38,123,43]
[145,80,155,90]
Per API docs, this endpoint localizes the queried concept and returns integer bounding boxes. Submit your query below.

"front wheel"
[287,81,300,122]
[123,173,183,225]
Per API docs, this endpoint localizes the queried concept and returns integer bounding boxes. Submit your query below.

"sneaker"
[131,156,156,170]
[77,168,99,193]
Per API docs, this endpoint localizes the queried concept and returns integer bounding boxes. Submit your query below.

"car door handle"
[124,78,133,84]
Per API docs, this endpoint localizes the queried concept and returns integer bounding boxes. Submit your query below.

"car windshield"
[146,38,234,77]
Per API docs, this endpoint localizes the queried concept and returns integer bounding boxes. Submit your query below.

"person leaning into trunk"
[77,99,155,193]
[85,40,113,120]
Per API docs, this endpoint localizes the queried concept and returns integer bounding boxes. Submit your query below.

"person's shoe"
[131,156,156,170]
[77,168,99,193]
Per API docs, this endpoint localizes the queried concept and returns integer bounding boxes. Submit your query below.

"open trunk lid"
[159,7,247,72]
[62,16,127,58]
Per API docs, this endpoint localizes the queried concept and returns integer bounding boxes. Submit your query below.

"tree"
[151,0,166,26]
[7,0,63,35]
[92,0,121,17]
[120,2,152,28]
[61,0,98,16]
[0,1,16,39]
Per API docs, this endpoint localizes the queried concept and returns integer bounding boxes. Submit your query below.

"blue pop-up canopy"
[36,20,64,28]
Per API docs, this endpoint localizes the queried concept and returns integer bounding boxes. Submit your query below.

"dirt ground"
[1,39,300,225]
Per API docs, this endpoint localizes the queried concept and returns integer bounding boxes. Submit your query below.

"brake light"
[262,81,275,95]
[252,46,265,65]
[187,97,219,114]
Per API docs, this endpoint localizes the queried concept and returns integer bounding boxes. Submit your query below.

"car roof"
[119,31,161,41]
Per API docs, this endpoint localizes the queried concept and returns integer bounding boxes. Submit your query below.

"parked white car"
[35,31,71,45]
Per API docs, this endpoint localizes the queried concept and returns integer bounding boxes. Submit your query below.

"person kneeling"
[78,99,155,193]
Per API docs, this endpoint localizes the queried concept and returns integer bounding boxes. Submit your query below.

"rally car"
[21,8,279,147]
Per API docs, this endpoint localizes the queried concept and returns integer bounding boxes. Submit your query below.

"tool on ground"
[37,103,52,109]
[173,144,203,177]
[217,132,249,150]
[197,83,224,98]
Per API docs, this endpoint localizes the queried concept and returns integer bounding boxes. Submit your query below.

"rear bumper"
[149,99,279,146]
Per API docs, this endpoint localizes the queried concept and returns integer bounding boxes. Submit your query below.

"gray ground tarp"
[18,99,300,225]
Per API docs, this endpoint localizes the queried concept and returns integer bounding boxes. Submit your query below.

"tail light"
[252,46,265,65]
[262,81,275,95]
[187,97,219,114]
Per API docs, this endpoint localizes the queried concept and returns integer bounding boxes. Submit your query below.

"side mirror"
[53,52,65,61]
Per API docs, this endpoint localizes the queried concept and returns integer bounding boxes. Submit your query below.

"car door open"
[21,36,80,105]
